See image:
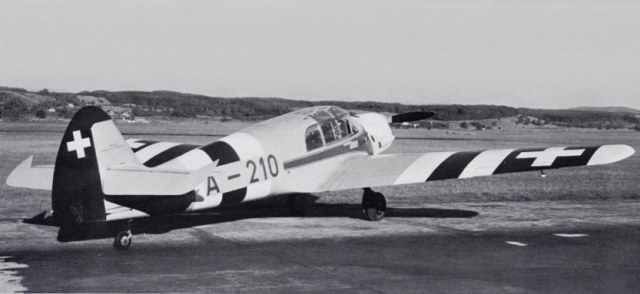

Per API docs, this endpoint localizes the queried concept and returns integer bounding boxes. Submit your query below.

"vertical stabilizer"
[52,107,111,239]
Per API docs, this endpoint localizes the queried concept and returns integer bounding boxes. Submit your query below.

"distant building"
[133,118,150,124]
[77,95,111,106]
[103,106,133,121]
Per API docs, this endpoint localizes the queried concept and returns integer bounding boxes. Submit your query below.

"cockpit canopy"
[300,106,360,151]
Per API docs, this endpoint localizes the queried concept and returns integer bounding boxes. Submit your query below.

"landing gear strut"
[288,194,313,216]
[113,220,133,250]
[362,188,386,221]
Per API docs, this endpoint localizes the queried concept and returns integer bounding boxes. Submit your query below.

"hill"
[0,90,54,106]
[570,106,640,114]
[1,86,639,130]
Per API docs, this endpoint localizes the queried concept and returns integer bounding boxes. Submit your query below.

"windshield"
[305,115,359,151]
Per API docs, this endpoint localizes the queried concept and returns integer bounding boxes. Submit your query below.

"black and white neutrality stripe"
[394,145,624,185]
[199,141,247,206]
[126,138,248,206]
[126,139,199,167]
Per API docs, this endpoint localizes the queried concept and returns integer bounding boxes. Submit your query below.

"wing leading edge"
[315,144,634,192]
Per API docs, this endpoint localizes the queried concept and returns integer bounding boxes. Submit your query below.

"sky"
[1,0,639,109]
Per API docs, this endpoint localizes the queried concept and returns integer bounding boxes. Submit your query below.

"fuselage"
[114,106,394,217]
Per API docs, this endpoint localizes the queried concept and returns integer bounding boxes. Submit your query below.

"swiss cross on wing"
[516,147,585,167]
[67,130,92,159]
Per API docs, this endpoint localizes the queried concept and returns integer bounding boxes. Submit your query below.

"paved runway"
[1,200,640,293]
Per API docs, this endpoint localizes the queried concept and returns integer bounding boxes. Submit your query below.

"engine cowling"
[351,112,394,155]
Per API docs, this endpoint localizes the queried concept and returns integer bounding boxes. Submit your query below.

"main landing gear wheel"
[114,230,132,250]
[362,188,386,221]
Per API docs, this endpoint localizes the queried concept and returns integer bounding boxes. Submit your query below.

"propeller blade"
[390,111,435,123]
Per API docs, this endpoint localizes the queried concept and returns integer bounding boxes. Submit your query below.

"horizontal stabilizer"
[23,210,56,226]
[102,161,218,196]
[87,119,215,196]
[6,156,54,190]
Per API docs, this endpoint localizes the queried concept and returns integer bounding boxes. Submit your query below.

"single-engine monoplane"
[6,106,635,249]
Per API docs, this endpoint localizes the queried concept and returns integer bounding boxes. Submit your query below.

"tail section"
[52,106,207,241]
[52,106,131,241]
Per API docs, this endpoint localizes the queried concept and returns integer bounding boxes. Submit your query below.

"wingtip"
[6,155,34,186]
[587,144,635,166]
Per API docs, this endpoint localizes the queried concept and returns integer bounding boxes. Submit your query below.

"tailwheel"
[114,220,133,250]
[113,230,132,250]
[362,188,386,221]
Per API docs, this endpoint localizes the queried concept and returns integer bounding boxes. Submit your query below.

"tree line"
[1,87,639,130]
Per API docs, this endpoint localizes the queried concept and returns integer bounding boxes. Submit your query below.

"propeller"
[389,111,435,123]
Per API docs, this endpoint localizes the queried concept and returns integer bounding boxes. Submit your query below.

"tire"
[113,231,132,250]
[363,192,386,221]
[364,207,385,221]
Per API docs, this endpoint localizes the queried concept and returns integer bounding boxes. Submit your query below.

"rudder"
[52,106,111,241]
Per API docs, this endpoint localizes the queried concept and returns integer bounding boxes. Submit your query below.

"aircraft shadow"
[131,195,479,235]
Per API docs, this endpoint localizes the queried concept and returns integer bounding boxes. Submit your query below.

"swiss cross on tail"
[516,147,585,167]
[66,130,92,159]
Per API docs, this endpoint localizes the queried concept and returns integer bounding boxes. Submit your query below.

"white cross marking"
[516,147,584,167]
[66,130,92,159]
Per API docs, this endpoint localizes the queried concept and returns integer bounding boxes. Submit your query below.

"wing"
[311,144,634,192]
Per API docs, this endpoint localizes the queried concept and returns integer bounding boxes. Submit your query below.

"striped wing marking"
[317,144,634,192]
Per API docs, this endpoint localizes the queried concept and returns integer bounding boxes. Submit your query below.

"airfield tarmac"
[1,124,639,293]
[1,200,639,293]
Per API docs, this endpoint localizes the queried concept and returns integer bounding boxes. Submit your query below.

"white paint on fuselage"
[159,149,212,171]
[280,151,368,193]
[221,132,273,201]
[350,113,394,155]
[178,107,392,212]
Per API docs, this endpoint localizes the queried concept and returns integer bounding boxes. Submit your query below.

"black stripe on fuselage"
[219,189,246,206]
[200,141,246,206]
[130,140,158,152]
[493,146,599,174]
[283,133,369,170]
[142,144,199,167]
[201,141,241,165]
[426,151,482,181]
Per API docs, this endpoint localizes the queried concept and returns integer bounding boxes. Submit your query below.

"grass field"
[1,121,638,220]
